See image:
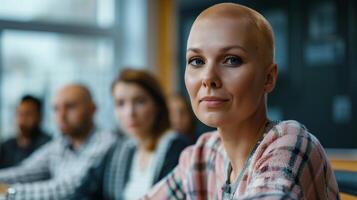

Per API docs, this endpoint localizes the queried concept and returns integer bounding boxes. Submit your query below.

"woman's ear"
[264,63,278,93]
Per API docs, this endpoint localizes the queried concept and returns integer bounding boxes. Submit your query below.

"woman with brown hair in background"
[72,68,188,200]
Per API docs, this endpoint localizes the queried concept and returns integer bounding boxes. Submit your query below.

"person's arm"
[238,125,339,200]
[0,141,52,184]
[4,147,112,199]
[1,130,117,199]
[7,175,82,200]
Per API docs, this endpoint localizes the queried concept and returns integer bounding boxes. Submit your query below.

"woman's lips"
[199,96,229,107]
[127,122,139,128]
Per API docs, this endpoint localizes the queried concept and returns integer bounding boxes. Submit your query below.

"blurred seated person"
[142,3,339,199]
[72,69,188,200]
[0,84,116,199]
[0,95,51,169]
[168,93,197,144]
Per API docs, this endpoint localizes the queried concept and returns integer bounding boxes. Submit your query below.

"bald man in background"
[0,84,116,199]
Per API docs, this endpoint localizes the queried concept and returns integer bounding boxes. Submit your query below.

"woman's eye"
[115,100,124,107]
[224,56,243,66]
[188,57,205,66]
[135,98,147,105]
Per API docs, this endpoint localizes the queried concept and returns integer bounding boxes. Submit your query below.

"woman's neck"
[136,131,156,150]
[218,107,268,182]
[135,131,163,170]
[137,147,154,170]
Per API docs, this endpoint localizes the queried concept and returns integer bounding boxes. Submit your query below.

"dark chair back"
[335,170,357,196]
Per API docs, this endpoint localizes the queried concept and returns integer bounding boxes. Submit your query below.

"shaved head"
[191,3,275,65]
[184,3,279,128]
[54,84,96,138]
[56,84,93,104]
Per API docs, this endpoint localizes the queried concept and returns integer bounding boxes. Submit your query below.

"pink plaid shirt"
[142,120,339,200]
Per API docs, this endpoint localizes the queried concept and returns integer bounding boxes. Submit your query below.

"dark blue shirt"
[0,129,51,168]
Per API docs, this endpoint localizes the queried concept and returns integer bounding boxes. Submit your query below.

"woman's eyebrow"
[220,45,247,53]
[186,48,202,53]
[186,45,247,53]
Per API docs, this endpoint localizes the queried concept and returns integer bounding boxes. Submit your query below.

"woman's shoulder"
[196,131,221,145]
[266,120,320,146]
[160,130,187,143]
[178,131,224,164]
[259,120,327,164]
[183,131,222,155]
[271,120,307,136]
[162,130,220,150]
[250,120,338,199]
[103,135,134,166]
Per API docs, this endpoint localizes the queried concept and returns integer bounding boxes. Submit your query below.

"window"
[0,0,125,139]
[0,0,114,27]
[1,30,116,137]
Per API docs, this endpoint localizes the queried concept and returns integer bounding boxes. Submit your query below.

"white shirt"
[123,150,156,200]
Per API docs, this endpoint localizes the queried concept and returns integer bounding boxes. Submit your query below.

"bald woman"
[142,3,339,200]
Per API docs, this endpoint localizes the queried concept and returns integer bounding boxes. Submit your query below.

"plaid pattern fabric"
[142,120,340,200]
[0,128,116,200]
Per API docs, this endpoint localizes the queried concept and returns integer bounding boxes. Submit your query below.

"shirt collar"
[61,126,97,152]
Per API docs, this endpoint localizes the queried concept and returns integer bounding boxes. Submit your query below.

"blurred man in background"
[0,95,51,169]
[0,84,116,199]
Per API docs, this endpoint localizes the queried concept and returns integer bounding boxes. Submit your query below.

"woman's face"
[112,82,157,139]
[185,17,269,128]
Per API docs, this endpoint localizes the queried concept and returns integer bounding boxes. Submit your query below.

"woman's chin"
[198,114,225,128]
[125,128,141,138]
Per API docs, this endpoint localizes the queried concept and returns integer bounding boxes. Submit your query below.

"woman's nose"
[201,65,222,89]
[126,103,136,118]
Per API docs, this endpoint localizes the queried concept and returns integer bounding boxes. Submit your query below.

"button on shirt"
[0,128,116,200]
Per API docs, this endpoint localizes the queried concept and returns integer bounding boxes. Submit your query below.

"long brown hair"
[111,68,170,150]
